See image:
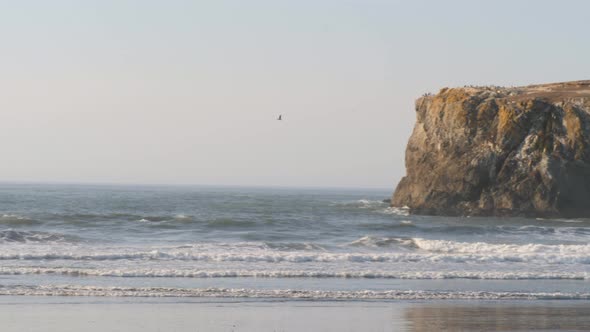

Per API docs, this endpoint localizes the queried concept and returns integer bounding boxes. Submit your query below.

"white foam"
[0,250,584,264]
[553,219,585,223]
[0,285,587,300]
[0,230,76,244]
[0,267,586,280]
[0,239,589,265]
[349,236,416,249]
[412,238,590,255]
[334,199,387,209]
[380,206,410,216]
[330,200,409,216]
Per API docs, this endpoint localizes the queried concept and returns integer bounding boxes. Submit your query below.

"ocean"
[0,183,589,300]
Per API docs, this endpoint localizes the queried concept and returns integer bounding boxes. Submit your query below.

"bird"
[277,115,282,120]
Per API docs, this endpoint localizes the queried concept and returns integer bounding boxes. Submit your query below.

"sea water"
[0,183,589,300]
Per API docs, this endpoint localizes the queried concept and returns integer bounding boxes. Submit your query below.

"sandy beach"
[1,297,589,332]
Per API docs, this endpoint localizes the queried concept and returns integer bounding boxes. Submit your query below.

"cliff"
[392,80,590,217]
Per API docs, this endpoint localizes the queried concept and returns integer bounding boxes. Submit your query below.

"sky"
[0,0,589,189]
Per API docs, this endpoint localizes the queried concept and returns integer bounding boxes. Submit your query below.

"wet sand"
[0,297,589,331]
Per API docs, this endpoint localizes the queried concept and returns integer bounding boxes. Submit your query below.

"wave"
[356,221,418,232]
[0,267,586,280]
[380,206,410,216]
[537,217,590,223]
[332,200,410,216]
[349,236,418,249]
[0,230,80,244]
[204,218,259,228]
[23,212,197,224]
[411,238,590,255]
[264,242,326,251]
[356,223,590,239]
[347,236,590,256]
[0,239,590,264]
[350,199,386,208]
[136,215,195,223]
[0,214,39,225]
[498,225,590,237]
[52,212,145,222]
[0,285,587,300]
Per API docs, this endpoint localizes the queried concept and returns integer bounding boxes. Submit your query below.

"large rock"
[392,80,590,217]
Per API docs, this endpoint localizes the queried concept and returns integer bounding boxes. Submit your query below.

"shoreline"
[0,297,588,331]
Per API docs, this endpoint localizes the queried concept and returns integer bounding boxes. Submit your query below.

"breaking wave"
[0,285,587,300]
[0,230,80,244]
[332,199,410,215]
[412,238,590,255]
[349,236,418,249]
[0,267,586,280]
[0,238,589,265]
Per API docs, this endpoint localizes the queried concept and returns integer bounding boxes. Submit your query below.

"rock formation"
[392,80,590,217]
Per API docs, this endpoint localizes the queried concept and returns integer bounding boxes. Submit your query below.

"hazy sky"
[1,0,589,188]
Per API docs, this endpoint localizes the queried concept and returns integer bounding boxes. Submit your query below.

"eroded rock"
[392,80,590,217]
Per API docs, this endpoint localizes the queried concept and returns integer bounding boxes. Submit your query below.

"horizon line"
[0,180,394,192]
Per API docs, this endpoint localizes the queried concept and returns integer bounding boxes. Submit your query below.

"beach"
[1,297,589,331]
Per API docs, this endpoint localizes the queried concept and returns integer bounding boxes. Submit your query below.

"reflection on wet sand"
[405,303,590,331]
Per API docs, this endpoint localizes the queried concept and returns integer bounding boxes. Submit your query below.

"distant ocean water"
[0,184,589,300]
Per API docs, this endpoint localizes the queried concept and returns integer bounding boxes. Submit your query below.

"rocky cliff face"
[392,80,590,217]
